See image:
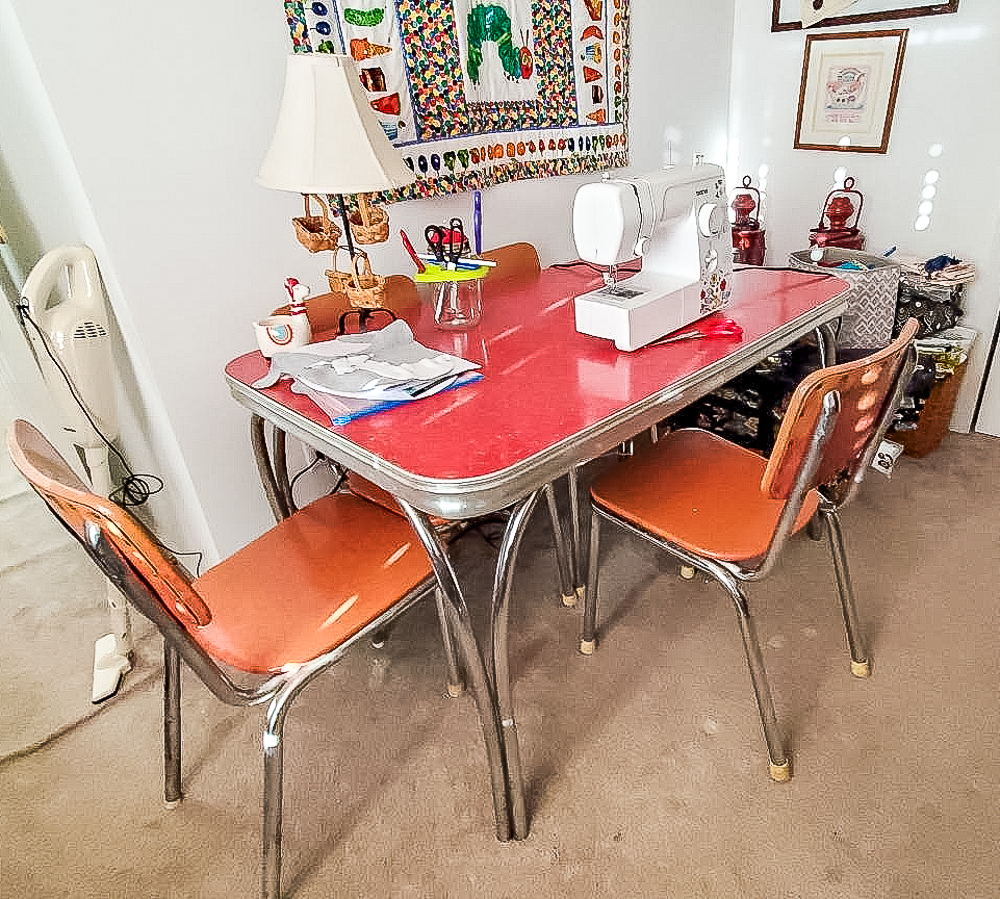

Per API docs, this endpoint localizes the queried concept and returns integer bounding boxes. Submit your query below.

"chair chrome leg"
[434,587,465,697]
[544,482,576,607]
[712,568,791,782]
[261,724,284,899]
[261,666,330,899]
[580,510,601,655]
[163,640,182,808]
[822,508,871,677]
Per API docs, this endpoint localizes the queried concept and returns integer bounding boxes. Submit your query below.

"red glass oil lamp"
[730,175,766,266]
[809,176,865,251]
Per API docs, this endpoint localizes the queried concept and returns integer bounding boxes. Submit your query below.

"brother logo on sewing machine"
[571,161,732,352]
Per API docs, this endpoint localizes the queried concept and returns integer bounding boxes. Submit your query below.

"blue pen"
[331,373,483,426]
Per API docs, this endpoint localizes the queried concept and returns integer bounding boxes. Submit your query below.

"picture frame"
[772,0,957,31]
[794,29,907,153]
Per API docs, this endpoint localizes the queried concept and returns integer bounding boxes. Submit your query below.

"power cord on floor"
[0,630,162,769]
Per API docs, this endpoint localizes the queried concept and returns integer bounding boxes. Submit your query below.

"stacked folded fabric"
[253,320,481,424]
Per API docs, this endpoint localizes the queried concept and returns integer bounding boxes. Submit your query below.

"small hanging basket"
[324,246,355,294]
[292,193,342,253]
[347,194,389,245]
[345,251,387,309]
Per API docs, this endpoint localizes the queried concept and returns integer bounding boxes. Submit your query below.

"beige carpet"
[2,433,998,898]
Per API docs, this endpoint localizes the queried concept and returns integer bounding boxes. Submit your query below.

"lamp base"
[337,307,397,335]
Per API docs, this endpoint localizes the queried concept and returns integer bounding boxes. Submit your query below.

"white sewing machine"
[572,159,732,351]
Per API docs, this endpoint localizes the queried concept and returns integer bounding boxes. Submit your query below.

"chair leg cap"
[769,759,792,783]
[680,565,696,580]
[851,659,872,678]
[579,638,596,655]
[561,592,577,608]
[164,797,182,810]
[447,682,465,698]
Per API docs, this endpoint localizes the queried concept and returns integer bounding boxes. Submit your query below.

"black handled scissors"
[424,218,467,269]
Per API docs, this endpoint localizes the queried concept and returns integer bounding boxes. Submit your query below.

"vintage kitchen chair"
[269,243,580,608]
[6,419,509,899]
[580,319,918,782]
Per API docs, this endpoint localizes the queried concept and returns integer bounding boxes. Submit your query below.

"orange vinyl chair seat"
[190,492,432,673]
[591,428,819,564]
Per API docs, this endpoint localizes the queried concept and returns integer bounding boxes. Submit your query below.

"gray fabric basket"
[789,248,901,349]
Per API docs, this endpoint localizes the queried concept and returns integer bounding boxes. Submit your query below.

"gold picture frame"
[794,29,907,153]
[772,0,958,31]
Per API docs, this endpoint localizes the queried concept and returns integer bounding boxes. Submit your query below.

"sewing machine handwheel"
[698,202,725,238]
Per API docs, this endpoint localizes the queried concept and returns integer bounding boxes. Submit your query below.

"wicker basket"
[345,252,387,309]
[789,248,900,349]
[324,246,355,295]
[292,194,342,253]
[347,194,389,245]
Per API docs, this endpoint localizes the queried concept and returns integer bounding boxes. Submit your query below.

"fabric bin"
[789,248,901,349]
[893,360,968,457]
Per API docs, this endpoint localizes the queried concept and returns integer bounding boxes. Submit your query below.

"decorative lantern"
[730,175,766,266]
[809,176,865,251]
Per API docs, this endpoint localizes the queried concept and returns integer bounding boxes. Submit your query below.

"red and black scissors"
[425,218,470,270]
[646,317,743,348]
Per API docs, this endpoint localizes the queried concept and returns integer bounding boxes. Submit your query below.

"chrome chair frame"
[9,422,511,899]
[582,332,917,781]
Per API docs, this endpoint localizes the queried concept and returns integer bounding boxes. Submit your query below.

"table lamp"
[258,53,415,322]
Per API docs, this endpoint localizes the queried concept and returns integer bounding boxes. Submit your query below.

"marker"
[400,229,426,273]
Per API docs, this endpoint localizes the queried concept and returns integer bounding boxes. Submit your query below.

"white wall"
[729,0,1000,432]
[1,0,734,558]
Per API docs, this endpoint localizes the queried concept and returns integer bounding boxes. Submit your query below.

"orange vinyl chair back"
[272,274,419,339]
[764,317,920,503]
[6,419,212,629]
[479,242,541,286]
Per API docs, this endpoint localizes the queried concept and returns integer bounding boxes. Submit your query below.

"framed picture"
[773,0,958,31]
[794,29,907,153]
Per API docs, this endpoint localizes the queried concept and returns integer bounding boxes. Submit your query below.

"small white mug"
[254,314,311,357]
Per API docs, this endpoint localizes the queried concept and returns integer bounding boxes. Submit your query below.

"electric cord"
[734,264,826,273]
[0,629,163,769]
[549,259,642,276]
[16,302,203,575]
[287,451,339,507]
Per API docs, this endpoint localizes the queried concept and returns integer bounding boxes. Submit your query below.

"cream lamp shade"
[258,53,415,194]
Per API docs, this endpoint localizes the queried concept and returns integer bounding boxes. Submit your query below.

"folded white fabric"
[252,319,481,419]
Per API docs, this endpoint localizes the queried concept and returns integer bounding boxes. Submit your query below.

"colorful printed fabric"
[282,0,630,200]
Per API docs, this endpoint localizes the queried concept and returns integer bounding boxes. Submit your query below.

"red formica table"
[226,263,848,839]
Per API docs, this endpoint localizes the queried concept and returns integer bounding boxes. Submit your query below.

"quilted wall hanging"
[282,0,631,200]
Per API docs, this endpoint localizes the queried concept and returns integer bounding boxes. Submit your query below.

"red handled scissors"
[646,317,743,348]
